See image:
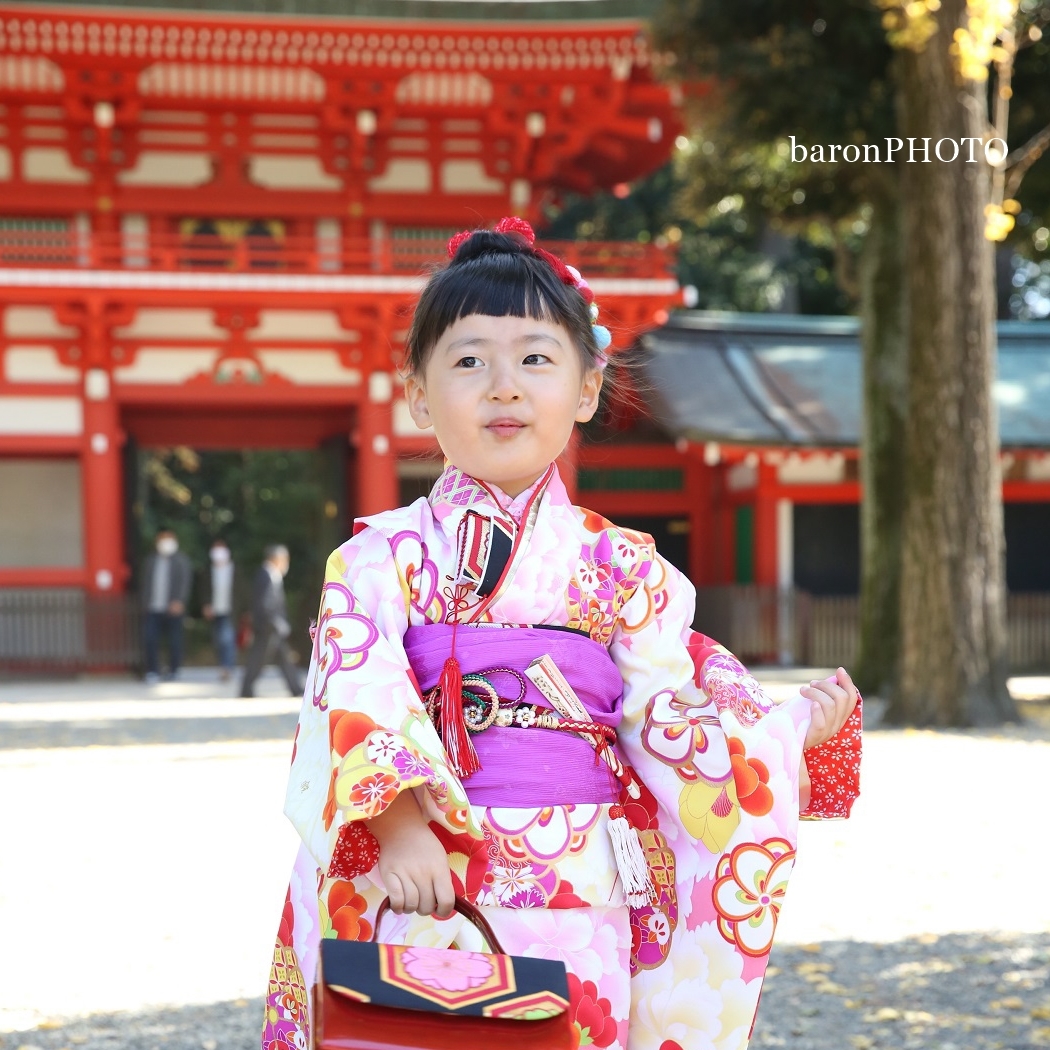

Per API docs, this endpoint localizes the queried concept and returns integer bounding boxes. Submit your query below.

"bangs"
[405,248,597,373]
[437,263,562,329]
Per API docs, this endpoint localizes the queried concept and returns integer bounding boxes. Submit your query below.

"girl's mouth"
[486,419,526,437]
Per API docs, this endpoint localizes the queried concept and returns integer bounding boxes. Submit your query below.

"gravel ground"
[2,932,1048,1050]
[2,680,1047,1050]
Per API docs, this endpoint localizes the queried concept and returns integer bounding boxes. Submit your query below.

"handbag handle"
[371,895,506,955]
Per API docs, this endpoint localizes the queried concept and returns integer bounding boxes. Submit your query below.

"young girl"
[262,217,861,1050]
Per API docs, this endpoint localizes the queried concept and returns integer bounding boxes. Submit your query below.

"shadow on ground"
[4,932,1049,1050]
[754,930,1050,1049]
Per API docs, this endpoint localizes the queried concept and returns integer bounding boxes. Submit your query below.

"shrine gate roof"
[34,0,654,19]
[643,312,1050,450]
[0,1,680,205]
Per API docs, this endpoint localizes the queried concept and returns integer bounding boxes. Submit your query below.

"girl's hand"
[801,667,858,750]
[367,791,455,919]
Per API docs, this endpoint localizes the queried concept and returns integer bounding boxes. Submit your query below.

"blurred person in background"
[240,544,304,698]
[202,536,237,682]
[141,526,192,684]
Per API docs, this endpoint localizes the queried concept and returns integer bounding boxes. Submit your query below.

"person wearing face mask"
[202,537,237,682]
[140,526,193,684]
[240,544,304,698]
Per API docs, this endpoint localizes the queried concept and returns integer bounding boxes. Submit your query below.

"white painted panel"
[21,147,90,184]
[4,347,79,384]
[0,459,83,568]
[726,461,758,492]
[255,351,361,386]
[0,396,82,435]
[440,159,503,194]
[3,306,78,338]
[777,452,846,485]
[117,152,212,187]
[777,498,794,590]
[251,310,349,340]
[113,349,219,384]
[113,309,226,340]
[249,155,341,191]
[368,158,431,193]
[1027,455,1050,482]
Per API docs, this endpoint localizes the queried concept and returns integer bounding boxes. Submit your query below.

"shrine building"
[3,1,1049,672]
[0,0,682,633]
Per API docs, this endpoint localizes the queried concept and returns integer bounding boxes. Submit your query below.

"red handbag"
[313,896,574,1050]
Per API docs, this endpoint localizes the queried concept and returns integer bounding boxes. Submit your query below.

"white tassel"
[608,807,654,908]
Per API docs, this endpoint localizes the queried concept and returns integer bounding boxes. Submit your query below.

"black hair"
[404,230,601,375]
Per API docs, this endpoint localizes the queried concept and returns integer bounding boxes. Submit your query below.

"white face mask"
[157,537,178,556]
[210,547,230,565]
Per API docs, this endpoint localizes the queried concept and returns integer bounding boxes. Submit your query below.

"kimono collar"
[429,462,572,608]
[428,462,569,531]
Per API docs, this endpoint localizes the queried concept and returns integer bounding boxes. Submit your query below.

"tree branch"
[1005,120,1050,198]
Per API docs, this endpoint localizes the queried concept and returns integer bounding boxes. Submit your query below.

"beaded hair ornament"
[447,216,612,367]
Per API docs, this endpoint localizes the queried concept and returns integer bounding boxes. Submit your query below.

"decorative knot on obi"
[404,624,625,808]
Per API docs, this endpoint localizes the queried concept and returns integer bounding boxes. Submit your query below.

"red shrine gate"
[0,4,682,613]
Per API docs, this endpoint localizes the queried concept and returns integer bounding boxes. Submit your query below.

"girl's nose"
[488,362,522,400]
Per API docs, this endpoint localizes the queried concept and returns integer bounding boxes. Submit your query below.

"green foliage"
[542,162,852,314]
[655,0,894,141]
[1003,13,1050,298]
[134,448,342,654]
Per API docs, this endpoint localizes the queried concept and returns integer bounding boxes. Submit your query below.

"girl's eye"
[455,355,481,368]
[523,353,551,365]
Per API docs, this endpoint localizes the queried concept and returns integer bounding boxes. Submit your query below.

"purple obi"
[403,624,624,807]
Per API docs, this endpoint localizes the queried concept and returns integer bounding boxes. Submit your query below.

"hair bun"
[446,228,532,265]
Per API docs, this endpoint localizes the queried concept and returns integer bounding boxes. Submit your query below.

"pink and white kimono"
[262,462,861,1050]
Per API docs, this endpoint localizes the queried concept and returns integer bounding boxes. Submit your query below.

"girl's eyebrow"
[444,331,563,353]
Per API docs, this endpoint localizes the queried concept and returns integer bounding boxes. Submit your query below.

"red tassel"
[437,654,481,778]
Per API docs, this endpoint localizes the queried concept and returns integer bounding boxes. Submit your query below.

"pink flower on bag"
[400,947,494,991]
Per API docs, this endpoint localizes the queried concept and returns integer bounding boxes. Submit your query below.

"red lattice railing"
[0,228,675,280]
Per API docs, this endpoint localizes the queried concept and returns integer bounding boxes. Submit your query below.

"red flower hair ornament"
[446,217,612,361]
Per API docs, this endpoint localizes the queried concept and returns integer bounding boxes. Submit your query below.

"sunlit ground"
[0,674,1047,1049]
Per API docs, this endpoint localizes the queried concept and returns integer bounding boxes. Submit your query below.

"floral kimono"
[262,463,861,1050]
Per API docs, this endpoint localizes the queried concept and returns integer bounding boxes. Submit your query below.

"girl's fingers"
[386,873,406,914]
[434,873,456,919]
[415,882,436,918]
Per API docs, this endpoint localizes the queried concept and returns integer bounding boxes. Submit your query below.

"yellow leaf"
[816,981,847,995]
[867,1007,902,1022]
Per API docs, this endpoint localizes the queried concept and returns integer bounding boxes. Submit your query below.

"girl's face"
[404,313,603,497]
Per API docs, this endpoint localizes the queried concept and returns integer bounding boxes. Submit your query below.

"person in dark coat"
[141,526,193,683]
[240,544,304,698]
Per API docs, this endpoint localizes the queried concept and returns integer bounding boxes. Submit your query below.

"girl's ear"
[575,366,604,423]
[403,372,432,430]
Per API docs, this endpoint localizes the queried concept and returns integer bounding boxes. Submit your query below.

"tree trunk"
[854,174,908,700]
[891,0,1015,725]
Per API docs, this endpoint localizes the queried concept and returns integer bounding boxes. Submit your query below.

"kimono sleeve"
[283,526,473,873]
[610,548,860,861]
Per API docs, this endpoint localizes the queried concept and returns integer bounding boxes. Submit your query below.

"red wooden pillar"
[753,461,779,587]
[686,456,712,585]
[356,371,398,516]
[81,369,125,593]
